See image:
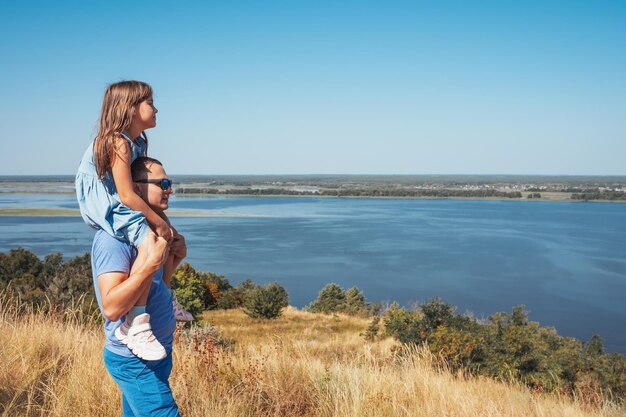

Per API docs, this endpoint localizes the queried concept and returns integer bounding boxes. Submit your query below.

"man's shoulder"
[92,230,134,276]
[93,229,131,252]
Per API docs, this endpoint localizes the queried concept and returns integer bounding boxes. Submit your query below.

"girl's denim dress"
[76,132,149,247]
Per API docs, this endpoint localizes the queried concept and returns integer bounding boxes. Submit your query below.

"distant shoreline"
[2,174,626,203]
[0,208,269,218]
[1,191,625,204]
[180,193,625,203]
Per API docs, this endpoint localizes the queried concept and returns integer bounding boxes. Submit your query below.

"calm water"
[1,194,625,352]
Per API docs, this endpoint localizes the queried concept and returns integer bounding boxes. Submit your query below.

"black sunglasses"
[134,178,173,190]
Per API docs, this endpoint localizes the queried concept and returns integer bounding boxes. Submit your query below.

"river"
[1,193,625,352]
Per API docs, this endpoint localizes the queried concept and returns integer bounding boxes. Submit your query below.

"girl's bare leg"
[126,232,166,321]
[114,232,167,361]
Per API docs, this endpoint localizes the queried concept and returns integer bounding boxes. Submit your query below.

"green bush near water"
[381,298,626,403]
[0,248,98,321]
[170,263,290,320]
[243,282,289,319]
[305,283,381,316]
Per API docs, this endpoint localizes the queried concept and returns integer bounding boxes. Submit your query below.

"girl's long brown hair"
[93,80,152,178]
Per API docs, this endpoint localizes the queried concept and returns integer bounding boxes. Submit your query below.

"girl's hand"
[156,220,173,242]
[170,233,187,260]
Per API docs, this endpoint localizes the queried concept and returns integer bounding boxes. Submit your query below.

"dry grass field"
[1,299,624,417]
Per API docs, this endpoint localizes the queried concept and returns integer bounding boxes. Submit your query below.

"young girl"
[76,80,192,361]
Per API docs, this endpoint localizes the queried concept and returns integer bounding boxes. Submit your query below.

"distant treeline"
[176,187,524,199]
[139,174,626,189]
[571,191,626,201]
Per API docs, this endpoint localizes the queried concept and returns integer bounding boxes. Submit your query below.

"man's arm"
[98,233,169,321]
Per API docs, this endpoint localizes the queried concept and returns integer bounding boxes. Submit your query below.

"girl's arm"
[111,138,171,240]
[162,233,187,287]
[158,211,178,237]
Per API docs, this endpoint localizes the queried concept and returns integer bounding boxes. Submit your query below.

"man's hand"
[98,232,169,322]
[141,231,169,268]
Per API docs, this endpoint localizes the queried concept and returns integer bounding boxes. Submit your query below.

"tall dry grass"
[1,298,624,417]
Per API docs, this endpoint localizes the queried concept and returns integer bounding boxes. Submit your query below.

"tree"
[217,279,256,309]
[243,283,289,319]
[363,317,380,341]
[46,253,94,308]
[345,287,366,314]
[0,247,43,289]
[585,334,604,357]
[171,263,206,318]
[420,297,455,332]
[382,302,423,343]
[41,253,64,289]
[306,283,346,313]
[201,271,233,309]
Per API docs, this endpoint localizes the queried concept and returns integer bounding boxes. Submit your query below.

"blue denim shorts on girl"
[76,132,150,247]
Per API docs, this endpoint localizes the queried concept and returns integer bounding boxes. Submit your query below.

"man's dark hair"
[131,156,163,181]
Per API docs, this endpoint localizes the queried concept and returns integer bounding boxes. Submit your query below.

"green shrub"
[201,271,232,309]
[306,283,346,313]
[171,263,206,318]
[363,316,380,341]
[307,283,379,316]
[382,302,423,343]
[177,322,235,351]
[243,283,288,319]
[46,253,92,304]
[382,298,626,403]
[46,253,98,319]
[0,248,43,287]
[0,248,45,300]
[345,287,367,314]
[171,264,236,316]
[420,297,455,332]
[217,279,255,309]
[0,249,98,321]
[215,289,242,309]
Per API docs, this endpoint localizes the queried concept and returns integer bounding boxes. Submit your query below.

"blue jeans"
[103,348,180,417]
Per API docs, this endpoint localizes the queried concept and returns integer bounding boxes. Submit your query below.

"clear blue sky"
[1,1,625,175]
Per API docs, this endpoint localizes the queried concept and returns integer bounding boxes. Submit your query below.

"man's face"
[134,163,173,212]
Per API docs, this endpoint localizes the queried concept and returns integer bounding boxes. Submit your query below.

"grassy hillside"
[1,297,624,417]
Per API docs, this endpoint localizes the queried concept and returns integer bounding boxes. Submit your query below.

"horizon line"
[3,173,626,178]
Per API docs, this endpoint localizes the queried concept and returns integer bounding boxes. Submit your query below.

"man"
[91,156,185,417]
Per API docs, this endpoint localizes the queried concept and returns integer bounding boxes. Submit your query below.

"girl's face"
[132,97,158,130]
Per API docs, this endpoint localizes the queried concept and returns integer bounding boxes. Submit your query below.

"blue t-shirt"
[91,229,176,357]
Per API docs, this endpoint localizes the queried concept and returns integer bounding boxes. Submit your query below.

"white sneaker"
[114,319,131,343]
[172,292,194,322]
[117,313,166,361]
